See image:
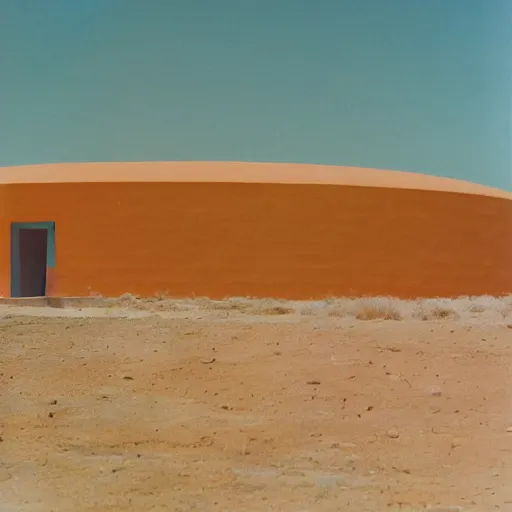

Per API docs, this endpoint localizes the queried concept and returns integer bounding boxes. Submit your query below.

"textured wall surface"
[1,162,511,299]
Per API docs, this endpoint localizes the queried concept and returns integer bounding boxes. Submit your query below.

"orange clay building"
[0,161,511,299]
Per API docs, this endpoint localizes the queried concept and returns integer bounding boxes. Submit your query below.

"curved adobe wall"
[0,177,511,299]
[0,184,7,296]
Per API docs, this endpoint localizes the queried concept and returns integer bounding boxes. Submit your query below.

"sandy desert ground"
[1,295,512,512]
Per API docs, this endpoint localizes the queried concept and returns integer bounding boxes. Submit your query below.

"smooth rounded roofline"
[1,161,510,199]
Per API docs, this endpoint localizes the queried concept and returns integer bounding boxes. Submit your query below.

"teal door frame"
[10,221,56,297]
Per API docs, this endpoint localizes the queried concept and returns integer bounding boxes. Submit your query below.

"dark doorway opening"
[11,221,55,298]
[18,228,48,297]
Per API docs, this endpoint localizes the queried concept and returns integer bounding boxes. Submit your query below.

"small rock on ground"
[387,427,399,439]
[427,385,442,397]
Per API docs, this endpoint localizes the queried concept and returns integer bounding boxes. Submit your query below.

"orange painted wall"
[1,181,511,299]
[0,183,8,296]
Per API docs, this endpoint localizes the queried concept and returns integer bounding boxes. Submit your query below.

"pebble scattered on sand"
[427,386,442,397]
[451,437,463,449]
[386,427,399,439]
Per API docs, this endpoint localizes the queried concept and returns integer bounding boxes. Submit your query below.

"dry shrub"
[223,298,253,312]
[501,303,512,319]
[202,298,253,313]
[188,296,214,310]
[258,305,295,316]
[325,298,355,318]
[429,306,459,319]
[496,295,512,318]
[327,307,349,318]
[141,300,183,312]
[118,293,139,307]
[249,299,295,316]
[115,293,188,312]
[299,305,316,316]
[468,303,486,313]
[295,299,332,316]
[462,295,510,317]
[198,297,295,316]
[352,298,403,321]
[412,300,459,321]
[46,297,66,309]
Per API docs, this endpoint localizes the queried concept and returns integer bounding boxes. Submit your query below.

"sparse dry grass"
[258,305,296,315]
[38,293,512,323]
[412,300,460,321]
[354,297,403,320]
[325,298,353,318]
[298,305,316,316]
[204,297,254,313]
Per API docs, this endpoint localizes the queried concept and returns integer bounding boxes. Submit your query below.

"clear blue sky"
[1,0,511,189]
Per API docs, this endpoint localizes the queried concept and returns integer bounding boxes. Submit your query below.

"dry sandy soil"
[1,296,512,512]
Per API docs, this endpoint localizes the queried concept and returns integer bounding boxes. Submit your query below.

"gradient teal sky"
[1,1,511,189]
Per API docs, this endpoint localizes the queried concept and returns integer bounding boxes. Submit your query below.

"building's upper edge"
[0,161,510,199]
